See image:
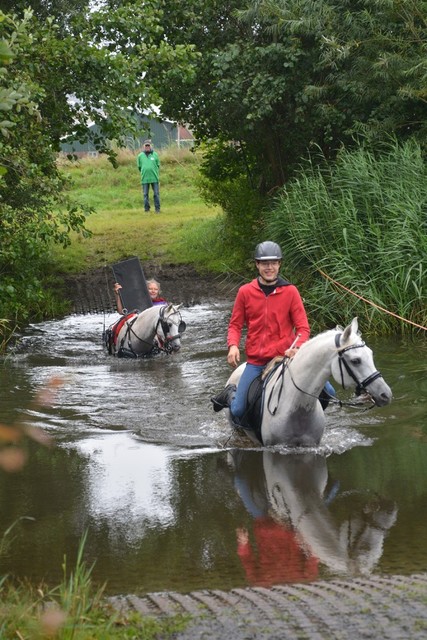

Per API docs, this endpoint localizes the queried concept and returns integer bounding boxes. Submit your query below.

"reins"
[118,306,186,357]
[265,332,384,415]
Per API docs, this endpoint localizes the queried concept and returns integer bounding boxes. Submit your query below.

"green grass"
[0,532,189,639]
[54,147,223,273]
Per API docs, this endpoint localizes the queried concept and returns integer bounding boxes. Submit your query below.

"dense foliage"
[0,6,197,340]
[160,0,427,192]
[265,139,427,333]
[159,0,427,267]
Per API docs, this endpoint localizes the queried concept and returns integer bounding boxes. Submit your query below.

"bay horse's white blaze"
[226,318,392,447]
[113,303,185,357]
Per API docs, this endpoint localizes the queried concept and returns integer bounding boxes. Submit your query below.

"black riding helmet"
[254,241,283,261]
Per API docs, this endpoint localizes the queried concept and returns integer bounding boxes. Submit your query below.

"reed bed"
[267,140,427,334]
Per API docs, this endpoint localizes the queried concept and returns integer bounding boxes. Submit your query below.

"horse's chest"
[263,405,325,447]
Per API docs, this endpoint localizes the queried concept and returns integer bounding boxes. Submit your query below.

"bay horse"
[105,303,186,358]
[221,318,392,447]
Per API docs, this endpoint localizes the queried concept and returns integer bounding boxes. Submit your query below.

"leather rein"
[266,332,384,414]
[119,307,186,357]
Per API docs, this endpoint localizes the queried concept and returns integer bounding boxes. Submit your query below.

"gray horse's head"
[330,318,392,407]
[158,303,186,352]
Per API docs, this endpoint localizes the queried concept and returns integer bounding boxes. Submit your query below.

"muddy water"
[0,303,426,595]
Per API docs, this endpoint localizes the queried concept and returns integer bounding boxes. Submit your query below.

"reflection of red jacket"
[237,517,319,587]
[227,279,310,365]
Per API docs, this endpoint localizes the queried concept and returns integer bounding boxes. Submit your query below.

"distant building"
[60,118,194,157]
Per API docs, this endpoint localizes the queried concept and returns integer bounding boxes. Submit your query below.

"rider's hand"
[227,345,240,368]
[236,528,249,545]
[285,347,299,358]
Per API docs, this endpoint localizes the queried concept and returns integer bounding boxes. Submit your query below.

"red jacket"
[237,517,319,587]
[227,278,310,365]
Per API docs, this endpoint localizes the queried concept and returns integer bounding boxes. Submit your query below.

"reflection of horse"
[231,450,319,586]
[224,318,392,446]
[105,304,186,358]
[262,451,398,576]
[230,450,397,581]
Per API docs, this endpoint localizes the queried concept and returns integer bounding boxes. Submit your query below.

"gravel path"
[110,573,427,639]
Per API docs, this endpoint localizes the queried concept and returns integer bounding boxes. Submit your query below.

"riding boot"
[319,381,336,410]
[211,384,237,413]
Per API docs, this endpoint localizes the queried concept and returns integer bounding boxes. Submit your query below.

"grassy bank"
[53,147,226,274]
[0,533,188,639]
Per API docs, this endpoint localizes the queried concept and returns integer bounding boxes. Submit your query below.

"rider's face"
[256,260,281,285]
[148,284,160,299]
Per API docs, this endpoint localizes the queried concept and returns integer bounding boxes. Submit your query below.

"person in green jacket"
[137,140,161,213]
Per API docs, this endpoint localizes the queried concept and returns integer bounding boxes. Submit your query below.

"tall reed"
[266,139,427,334]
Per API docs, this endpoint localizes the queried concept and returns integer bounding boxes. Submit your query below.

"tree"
[0,5,198,334]
[159,0,427,194]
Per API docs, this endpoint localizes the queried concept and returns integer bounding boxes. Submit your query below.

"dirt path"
[110,573,427,639]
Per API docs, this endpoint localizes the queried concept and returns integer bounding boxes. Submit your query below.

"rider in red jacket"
[212,241,310,422]
[228,275,310,366]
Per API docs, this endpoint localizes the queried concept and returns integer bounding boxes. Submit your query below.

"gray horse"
[223,318,392,447]
[107,303,186,358]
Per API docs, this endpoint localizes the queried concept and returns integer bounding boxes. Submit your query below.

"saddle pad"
[240,375,264,443]
[111,312,137,345]
[112,257,153,312]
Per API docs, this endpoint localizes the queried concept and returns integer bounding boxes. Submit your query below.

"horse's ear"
[342,317,359,344]
[173,303,182,311]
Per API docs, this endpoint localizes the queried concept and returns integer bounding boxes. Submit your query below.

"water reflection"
[1,306,426,594]
[230,450,398,585]
[72,436,174,540]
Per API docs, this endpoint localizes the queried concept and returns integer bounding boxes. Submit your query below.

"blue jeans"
[142,182,160,211]
[230,363,337,418]
[230,363,264,419]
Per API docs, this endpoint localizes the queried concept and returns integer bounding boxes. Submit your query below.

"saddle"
[237,374,264,443]
[104,312,137,355]
[236,358,290,444]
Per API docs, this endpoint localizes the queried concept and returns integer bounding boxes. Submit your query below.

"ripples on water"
[0,304,426,594]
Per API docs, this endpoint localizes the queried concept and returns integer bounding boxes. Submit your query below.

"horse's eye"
[351,357,362,365]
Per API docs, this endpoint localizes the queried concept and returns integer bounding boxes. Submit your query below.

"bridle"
[155,306,186,353]
[266,331,384,414]
[334,333,383,396]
